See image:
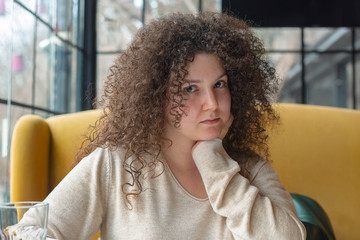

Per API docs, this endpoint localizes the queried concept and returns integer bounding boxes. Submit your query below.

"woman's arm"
[192,139,306,240]
[43,148,110,240]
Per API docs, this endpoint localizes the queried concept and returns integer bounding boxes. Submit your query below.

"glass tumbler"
[0,201,49,240]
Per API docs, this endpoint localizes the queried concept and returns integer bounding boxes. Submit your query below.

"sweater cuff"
[192,138,240,173]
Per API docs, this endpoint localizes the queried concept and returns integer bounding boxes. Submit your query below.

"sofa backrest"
[269,104,360,240]
[46,109,102,191]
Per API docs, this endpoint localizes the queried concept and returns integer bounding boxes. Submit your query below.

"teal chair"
[291,193,336,240]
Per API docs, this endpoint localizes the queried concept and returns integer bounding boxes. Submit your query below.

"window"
[0,0,85,202]
[96,0,222,98]
[223,0,360,109]
[258,27,360,109]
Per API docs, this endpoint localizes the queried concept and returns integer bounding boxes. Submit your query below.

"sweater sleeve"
[192,139,306,240]
[43,147,111,240]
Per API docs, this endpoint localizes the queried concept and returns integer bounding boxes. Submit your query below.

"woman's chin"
[198,132,221,141]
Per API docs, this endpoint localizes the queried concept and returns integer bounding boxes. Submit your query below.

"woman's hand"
[192,114,234,151]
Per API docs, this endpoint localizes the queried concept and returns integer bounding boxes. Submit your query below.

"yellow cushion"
[269,104,360,240]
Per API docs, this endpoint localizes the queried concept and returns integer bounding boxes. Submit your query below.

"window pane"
[71,0,84,49]
[69,46,79,112]
[36,0,56,24]
[56,1,76,46]
[202,0,221,12]
[305,53,353,108]
[35,5,81,113]
[145,0,199,23]
[11,4,35,104]
[0,105,9,163]
[1,0,84,204]
[255,28,301,51]
[51,40,73,113]
[0,1,12,100]
[97,0,143,52]
[35,20,55,110]
[279,78,303,104]
[305,28,351,51]
[96,53,118,100]
[356,28,360,50]
[0,104,9,202]
[16,0,36,12]
[273,53,302,104]
[266,53,301,101]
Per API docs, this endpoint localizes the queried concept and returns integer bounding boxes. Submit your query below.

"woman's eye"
[215,81,227,88]
[184,86,196,93]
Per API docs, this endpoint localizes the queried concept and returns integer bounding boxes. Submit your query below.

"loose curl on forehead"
[76,12,279,207]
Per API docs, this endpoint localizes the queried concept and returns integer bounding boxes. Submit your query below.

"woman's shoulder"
[246,153,274,183]
[78,145,127,171]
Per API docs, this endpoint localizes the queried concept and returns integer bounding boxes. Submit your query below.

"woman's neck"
[161,133,197,171]
[161,128,207,199]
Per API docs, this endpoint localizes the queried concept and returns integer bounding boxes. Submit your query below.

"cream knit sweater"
[44,139,306,239]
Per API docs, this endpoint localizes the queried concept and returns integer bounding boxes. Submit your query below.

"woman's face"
[165,53,231,145]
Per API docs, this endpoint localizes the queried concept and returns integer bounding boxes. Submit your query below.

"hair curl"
[76,12,279,207]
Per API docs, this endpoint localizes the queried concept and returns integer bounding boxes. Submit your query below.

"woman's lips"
[201,118,220,125]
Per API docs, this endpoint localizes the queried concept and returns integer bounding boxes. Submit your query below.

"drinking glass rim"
[0,201,49,209]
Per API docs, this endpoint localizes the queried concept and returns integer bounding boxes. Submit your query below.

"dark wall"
[222,0,360,27]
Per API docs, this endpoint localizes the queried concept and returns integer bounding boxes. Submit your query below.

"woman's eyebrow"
[216,72,227,80]
[183,79,202,84]
[184,72,227,83]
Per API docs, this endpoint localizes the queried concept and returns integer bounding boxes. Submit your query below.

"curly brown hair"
[76,12,279,207]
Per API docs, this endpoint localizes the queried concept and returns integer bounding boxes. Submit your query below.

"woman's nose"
[202,89,218,111]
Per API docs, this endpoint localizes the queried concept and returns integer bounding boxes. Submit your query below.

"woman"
[44,12,306,239]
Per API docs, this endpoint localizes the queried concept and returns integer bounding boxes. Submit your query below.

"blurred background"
[0,0,359,202]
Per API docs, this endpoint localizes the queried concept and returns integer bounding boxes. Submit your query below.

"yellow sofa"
[10,103,360,239]
[268,104,360,240]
